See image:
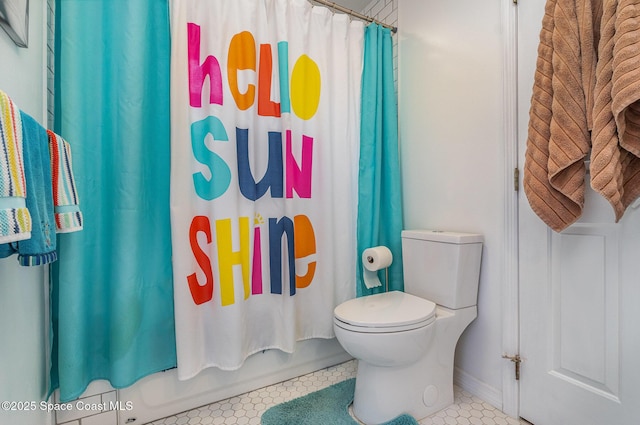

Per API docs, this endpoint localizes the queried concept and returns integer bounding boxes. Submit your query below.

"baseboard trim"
[454,366,503,411]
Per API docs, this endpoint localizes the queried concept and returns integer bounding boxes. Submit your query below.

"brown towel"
[591,0,640,220]
[524,0,598,232]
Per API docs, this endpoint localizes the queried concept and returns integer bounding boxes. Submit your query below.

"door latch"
[503,354,522,380]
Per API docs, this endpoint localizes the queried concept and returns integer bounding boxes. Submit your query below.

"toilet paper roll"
[362,246,393,271]
[362,246,393,289]
[363,268,383,289]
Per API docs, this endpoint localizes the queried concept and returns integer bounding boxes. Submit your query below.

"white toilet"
[333,230,483,425]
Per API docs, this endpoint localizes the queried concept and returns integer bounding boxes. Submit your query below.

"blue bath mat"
[260,378,419,425]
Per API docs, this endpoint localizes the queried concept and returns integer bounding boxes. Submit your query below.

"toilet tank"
[401,230,483,309]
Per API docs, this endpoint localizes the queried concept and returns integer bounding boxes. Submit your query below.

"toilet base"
[352,352,453,424]
[350,305,477,425]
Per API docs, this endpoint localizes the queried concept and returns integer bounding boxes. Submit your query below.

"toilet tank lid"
[402,230,483,244]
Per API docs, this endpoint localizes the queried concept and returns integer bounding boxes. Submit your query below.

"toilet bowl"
[333,230,483,425]
[334,291,436,367]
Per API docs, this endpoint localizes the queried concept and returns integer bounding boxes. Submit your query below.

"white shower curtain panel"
[169,0,363,379]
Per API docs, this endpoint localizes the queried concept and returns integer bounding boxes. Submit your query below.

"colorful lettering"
[286,130,313,198]
[187,213,317,306]
[294,215,316,288]
[191,116,231,200]
[290,55,321,120]
[269,217,296,295]
[228,31,256,111]
[258,43,281,117]
[252,222,264,295]
[184,26,324,308]
[187,216,214,305]
[187,23,223,108]
[216,217,251,306]
[278,41,291,114]
[236,128,284,200]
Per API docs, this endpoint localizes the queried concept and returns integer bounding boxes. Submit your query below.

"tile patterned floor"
[147,360,530,425]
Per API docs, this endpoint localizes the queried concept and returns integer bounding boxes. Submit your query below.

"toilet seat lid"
[334,291,436,330]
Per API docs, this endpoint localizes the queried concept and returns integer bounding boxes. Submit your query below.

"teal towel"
[0,112,57,265]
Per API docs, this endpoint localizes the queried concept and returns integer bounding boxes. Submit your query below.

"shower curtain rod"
[312,0,398,33]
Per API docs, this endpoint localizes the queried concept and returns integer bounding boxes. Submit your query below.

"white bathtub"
[117,338,350,424]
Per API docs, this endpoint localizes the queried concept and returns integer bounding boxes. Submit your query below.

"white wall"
[0,3,52,425]
[398,0,506,402]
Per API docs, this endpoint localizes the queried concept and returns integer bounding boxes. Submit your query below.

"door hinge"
[514,168,520,191]
[513,0,518,4]
[503,354,522,380]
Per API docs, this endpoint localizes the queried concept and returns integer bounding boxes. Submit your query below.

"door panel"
[550,225,619,402]
[518,0,640,423]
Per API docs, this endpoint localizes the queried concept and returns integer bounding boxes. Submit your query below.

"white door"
[518,0,640,424]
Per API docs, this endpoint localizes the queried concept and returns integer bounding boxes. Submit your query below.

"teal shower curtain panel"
[50,0,176,402]
[357,24,404,296]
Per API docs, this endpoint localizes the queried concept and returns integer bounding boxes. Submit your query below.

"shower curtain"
[50,0,176,402]
[356,24,403,296]
[170,0,363,379]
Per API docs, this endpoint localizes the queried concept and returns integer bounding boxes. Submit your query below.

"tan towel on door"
[591,0,640,220]
[524,0,598,232]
